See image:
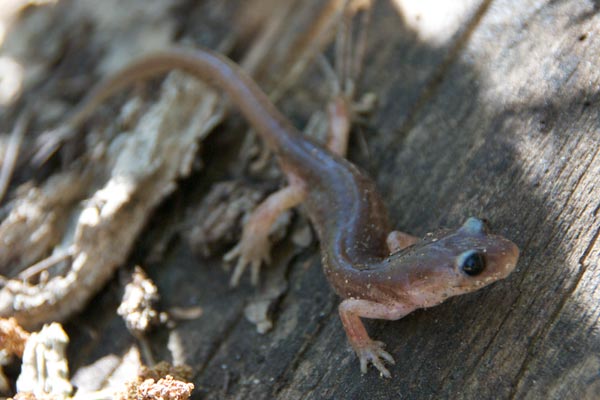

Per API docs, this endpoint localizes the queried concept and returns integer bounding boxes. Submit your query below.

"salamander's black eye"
[458,250,486,276]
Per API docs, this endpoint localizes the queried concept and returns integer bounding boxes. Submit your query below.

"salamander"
[42,47,519,377]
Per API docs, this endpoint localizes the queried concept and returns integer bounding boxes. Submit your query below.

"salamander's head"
[399,217,519,307]
[448,217,519,285]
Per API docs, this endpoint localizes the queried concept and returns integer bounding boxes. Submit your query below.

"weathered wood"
[0,0,598,398]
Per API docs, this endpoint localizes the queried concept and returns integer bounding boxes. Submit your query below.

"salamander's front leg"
[339,299,416,377]
[224,182,306,286]
[386,231,419,254]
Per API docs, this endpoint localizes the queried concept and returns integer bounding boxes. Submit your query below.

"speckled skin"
[56,48,519,377]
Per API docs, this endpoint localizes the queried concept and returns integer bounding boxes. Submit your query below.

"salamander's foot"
[354,339,395,378]
[224,230,272,287]
[224,183,305,287]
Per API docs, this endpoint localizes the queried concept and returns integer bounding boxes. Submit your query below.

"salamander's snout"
[477,231,520,282]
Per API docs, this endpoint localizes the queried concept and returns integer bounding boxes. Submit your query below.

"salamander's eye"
[458,250,486,276]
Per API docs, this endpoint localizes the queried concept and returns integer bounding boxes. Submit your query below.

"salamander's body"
[50,48,519,377]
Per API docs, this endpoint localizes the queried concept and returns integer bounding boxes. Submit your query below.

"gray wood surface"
[1,0,598,398]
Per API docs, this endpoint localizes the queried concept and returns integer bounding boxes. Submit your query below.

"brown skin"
[45,48,519,377]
